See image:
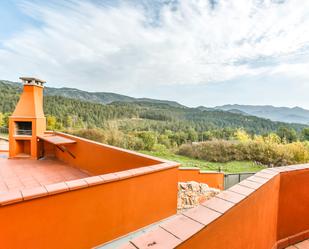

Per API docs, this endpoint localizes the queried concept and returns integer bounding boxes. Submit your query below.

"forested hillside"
[2,80,184,107]
[2,80,309,164]
[0,80,306,134]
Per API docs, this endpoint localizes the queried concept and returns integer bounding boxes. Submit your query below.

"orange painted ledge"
[118,164,309,249]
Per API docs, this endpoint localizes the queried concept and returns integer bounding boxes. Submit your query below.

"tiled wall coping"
[199,170,223,174]
[118,164,309,249]
[178,167,200,170]
[0,161,178,207]
[179,167,222,174]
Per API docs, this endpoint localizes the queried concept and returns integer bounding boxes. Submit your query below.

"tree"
[1,113,10,127]
[137,131,157,150]
[277,127,297,143]
[264,133,281,144]
[46,115,57,130]
[158,134,171,148]
[234,129,251,142]
[187,128,198,142]
[171,131,188,146]
[65,116,74,129]
[301,128,309,141]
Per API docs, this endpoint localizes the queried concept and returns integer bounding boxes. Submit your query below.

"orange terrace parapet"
[0,158,177,206]
[118,165,309,249]
[0,77,180,249]
[0,131,180,248]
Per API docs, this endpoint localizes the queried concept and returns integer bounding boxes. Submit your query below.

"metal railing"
[0,127,9,139]
[0,127,8,134]
[15,129,32,136]
[0,127,33,136]
[224,172,255,189]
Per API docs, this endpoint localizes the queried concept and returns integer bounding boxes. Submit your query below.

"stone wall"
[178,181,220,210]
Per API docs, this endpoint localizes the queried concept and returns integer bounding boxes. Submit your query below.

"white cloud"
[1,0,309,93]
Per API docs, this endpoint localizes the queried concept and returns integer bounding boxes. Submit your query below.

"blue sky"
[0,1,36,41]
[1,0,309,108]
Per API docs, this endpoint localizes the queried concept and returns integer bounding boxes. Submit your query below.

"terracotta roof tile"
[0,158,89,193]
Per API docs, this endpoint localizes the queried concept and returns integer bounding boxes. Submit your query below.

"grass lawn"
[139,150,266,173]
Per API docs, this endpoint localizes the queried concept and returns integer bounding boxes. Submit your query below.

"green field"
[139,150,266,173]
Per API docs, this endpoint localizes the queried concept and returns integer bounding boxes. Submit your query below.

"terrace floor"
[287,239,309,249]
[0,158,90,194]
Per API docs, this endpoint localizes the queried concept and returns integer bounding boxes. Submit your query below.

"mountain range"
[1,80,309,128]
[215,104,309,125]
[2,80,183,108]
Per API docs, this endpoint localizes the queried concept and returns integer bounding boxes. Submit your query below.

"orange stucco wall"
[177,176,280,249]
[53,132,164,175]
[178,168,224,190]
[0,167,178,249]
[174,168,309,249]
[277,169,309,241]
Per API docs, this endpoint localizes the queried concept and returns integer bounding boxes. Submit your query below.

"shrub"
[178,140,309,167]
[70,129,107,143]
